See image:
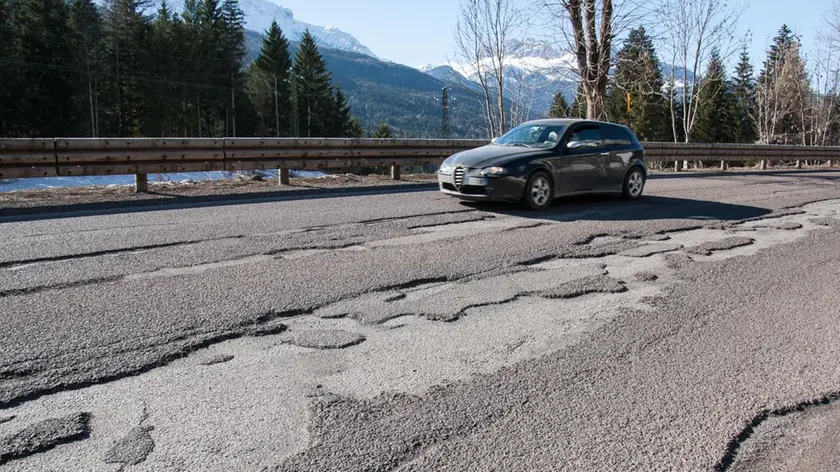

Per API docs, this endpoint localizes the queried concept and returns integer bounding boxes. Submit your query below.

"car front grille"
[453,167,465,187]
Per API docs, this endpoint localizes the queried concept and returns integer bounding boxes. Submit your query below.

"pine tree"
[220,0,245,136]
[731,47,757,143]
[100,0,151,136]
[0,0,23,136]
[756,25,810,144]
[604,26,670,141]
[330,85,353,136]
[347,116,364,138]
[548,91,569,118]
[68,0,103,137]
[144,1,184,136]
[372,122,393,138]
[183,0,228,136]
[292,29,334,137]
[247,20,291,135]
[14,0,77,136]
[693,51,737,143]
[759,25,795,84]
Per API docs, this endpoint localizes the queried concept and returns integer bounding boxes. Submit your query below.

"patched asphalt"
[0,412,89,465]
[1,170,840,470]
[275,225,840,472]
[103,425,155,467]
[279,329,366,350]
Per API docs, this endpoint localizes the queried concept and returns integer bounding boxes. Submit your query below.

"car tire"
[523,171,553,211]
[622,167,645,200]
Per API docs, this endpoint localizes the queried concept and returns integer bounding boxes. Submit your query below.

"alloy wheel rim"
[629,172,643,196]
[531,177,549,205]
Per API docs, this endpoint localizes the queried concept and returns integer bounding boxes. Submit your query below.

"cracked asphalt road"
[1,170,840,471]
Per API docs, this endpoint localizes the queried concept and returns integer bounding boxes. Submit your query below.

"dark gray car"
[437,119,648,210]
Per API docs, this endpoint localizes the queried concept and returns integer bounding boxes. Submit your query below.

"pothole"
[4,199,840,471]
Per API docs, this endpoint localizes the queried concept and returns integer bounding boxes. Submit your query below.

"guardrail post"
[720,160,727,171]
[279,168,290,185]
[391,165,401,180]
[829,160,834,168]
[760,160,767,170]
[796,160,802,169]
[674,161,680,172]
[135,173,148,193]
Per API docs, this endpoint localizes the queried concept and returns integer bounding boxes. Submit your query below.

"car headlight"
[480,166,507,176]
[438,161,454,175]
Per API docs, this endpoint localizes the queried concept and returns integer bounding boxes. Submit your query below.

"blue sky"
[274,0,832,72]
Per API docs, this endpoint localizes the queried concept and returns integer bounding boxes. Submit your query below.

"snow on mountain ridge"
[122,0,376,58]
[419,38,579,116]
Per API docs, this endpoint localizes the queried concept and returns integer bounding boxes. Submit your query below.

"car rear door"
[556,124,606,194]
[600,124,636,190]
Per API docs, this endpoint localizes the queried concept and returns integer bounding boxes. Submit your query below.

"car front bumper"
[437,168,525,202]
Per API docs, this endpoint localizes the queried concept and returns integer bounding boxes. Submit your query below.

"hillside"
[245,31,493,138]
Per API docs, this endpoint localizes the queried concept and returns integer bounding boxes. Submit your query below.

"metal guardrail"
[0,138,488,190]
[1,138,837,191]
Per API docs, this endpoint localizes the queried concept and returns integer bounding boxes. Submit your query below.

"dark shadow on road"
[0,183,439,223]
[4,168,836,223]
[460,194,771,223]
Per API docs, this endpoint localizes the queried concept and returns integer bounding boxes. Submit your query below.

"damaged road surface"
[2,171,840,471]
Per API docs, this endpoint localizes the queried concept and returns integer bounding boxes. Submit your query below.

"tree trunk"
[585,86,604,120]
[496,79,506,135]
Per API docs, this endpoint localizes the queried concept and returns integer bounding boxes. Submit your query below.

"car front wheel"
[622,167,645,200]
[523,171,553,211]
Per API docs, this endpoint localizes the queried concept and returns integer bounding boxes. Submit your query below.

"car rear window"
[602,125,634,146]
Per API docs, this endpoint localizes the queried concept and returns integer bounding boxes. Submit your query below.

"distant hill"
[244,31,493,138]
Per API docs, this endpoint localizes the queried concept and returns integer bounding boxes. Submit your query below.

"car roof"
[521,118,626,128]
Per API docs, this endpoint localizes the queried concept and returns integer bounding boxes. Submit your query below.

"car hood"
[447,145,549,168]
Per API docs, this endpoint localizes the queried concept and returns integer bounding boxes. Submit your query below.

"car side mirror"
[567,140,582,149]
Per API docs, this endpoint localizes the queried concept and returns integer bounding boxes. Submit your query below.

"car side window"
[602,125,633,147]
[566,126,603,152]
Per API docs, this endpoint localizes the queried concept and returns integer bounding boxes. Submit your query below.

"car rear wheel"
[523,171,553,211]
[622,167,645,200]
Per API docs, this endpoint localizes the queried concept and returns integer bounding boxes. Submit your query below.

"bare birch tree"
[756,37,809,146]
[504,43,564,125]
[810,1,840,148]
[507,64,537,125]
[657,0,743,147]
[454,0,524,137]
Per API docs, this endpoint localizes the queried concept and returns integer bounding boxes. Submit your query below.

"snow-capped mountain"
[235,0,375,57]
[421,39,577,116]
[126,0,376,57]
[420,38,696,116]
[440,39,578,84]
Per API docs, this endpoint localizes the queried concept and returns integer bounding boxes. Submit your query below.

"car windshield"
[494,124,567,148]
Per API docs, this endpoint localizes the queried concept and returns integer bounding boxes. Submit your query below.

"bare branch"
[656,0,744,144]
